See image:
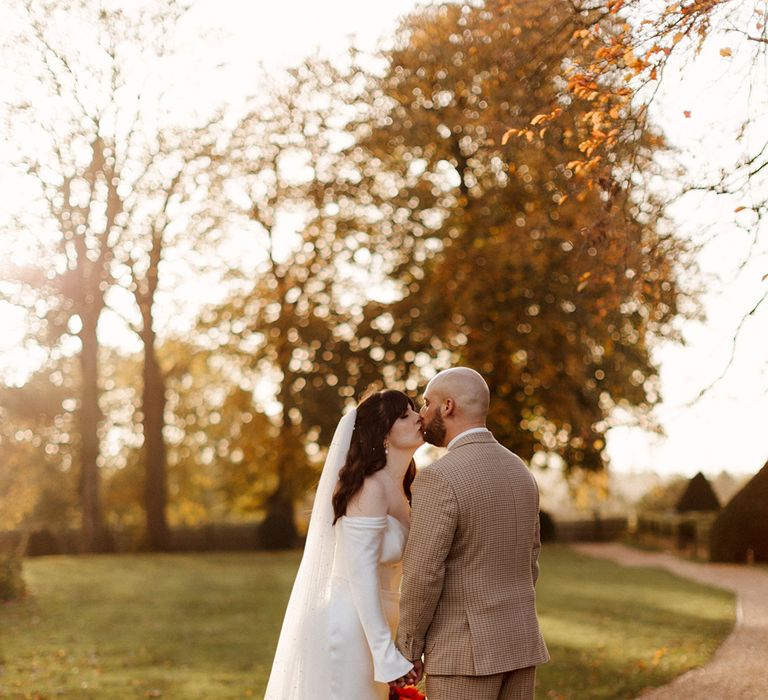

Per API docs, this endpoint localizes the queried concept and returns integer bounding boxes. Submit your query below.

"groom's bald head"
[426,367,490,421]
[420,367,490,446]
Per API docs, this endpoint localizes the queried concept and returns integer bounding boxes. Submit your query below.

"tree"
[1,0,231,549]
[509,0,767,393]
[636,475,687,512]
[112,117,232,550]
[350,0,690,471]
[98,340,283,532]
[214,58,387,546]
[0,360,79,534]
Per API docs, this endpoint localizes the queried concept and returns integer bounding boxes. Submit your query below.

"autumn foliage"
[353,0,689,471]
[0,0,708,542]
[511,0,766,202]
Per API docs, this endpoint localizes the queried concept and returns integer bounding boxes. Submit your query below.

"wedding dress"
[329,515,413,698]
[264,410,413,700]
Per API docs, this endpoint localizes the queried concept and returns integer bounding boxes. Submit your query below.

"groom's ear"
[443,398,456,416]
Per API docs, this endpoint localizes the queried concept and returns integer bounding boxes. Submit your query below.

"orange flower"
[390,686,426,700]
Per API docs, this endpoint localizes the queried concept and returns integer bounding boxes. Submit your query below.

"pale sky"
[1,0,766,477]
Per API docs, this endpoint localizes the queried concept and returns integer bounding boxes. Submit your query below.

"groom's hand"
[408,659,424,684]
[390,659,422,690]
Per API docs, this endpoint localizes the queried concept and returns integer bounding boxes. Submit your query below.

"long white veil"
[264,408,357,699]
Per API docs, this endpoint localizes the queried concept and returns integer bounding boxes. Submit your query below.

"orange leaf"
[673,32,684,45]
[645,43,663,59]
[720,47,732,57]
[531,113,549,126]
[734,206,746,212]
[623,50,639,67]
[683,110,692,118]
[501,129,515,145]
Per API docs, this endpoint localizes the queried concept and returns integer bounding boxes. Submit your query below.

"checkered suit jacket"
[396,430,549,676]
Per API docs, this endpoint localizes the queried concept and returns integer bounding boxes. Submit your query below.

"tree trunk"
[142,318,169,551]
[258,329,299,549]
[78,309,107,553]
[259,447,299,549]
[260,472,298,549]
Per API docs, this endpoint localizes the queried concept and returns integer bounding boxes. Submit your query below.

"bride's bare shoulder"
[346,474,388,517]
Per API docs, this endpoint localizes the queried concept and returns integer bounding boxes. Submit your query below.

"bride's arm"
[341,480,414,683]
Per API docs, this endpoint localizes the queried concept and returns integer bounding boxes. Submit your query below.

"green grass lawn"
[534,546,734,699]
[0,546,734,699]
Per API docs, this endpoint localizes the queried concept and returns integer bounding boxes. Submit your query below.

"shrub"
[539,510,556,542]
[26,528,62,557]
[636,476,687,512]
[0,551,26,601]
[168,522,262,552]
[676,472,720,512]
[258,509,298,550]
[710,461,768,563]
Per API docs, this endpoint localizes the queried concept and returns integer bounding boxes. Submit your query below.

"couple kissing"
[265,367,548,700]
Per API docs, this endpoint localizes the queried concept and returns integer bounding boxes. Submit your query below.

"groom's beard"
[422,413,446,447]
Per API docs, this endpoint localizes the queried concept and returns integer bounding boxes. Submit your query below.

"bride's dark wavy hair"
[332,390,417,524]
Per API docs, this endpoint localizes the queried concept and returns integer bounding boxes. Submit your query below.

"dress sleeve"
[338,517,414,683]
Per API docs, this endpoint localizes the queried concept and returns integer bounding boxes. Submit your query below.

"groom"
[393,367,549,700]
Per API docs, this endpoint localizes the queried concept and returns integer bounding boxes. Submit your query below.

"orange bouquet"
[389,686,426,700]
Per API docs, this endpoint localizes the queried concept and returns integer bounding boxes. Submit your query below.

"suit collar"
[447,428,495,450]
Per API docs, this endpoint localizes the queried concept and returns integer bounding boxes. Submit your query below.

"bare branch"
[689,287,768,404]
[23,2,98,125]
[103,300,142,337]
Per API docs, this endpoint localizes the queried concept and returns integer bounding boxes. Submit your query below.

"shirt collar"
[446,427,490,450]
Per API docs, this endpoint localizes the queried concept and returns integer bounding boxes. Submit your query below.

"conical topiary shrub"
[710,461,768,563]
[676,472,720,512]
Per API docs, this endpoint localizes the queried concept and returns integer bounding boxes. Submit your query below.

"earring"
[384,439,389,455]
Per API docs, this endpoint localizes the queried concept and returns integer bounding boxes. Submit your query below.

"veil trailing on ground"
[264,407,357,700]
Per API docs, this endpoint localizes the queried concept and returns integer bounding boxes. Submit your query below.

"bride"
[264,389,424,699]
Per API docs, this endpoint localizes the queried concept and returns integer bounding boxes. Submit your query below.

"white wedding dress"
[329,515,413,698]
[264,410,413,700]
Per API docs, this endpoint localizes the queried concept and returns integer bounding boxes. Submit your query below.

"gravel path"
[572,543,768,700]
